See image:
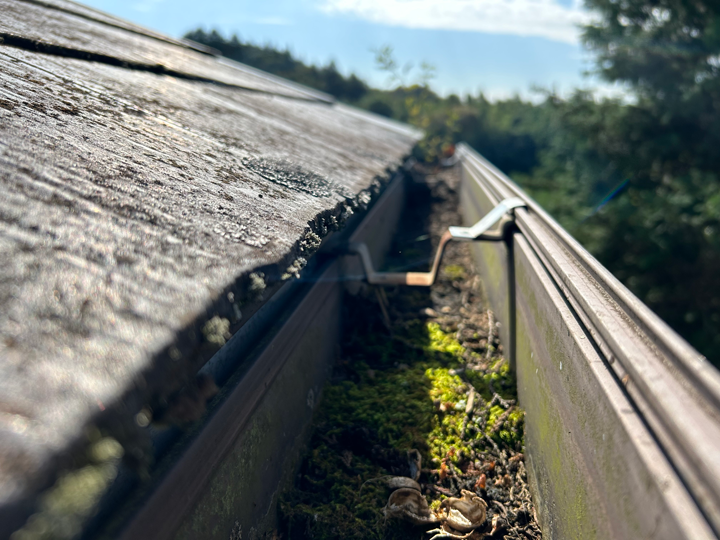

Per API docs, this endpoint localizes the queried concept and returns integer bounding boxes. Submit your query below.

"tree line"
[186,1,720,364]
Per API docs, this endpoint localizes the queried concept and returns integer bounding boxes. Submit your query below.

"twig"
[491,500,508,517]
[489,406,515,435]
[488,386,515,409]
[460,387,475,439]
[426,528,474,540]
[429,484,454,496]
[485,310,495,361]
[484,434,509,470]
[446,461,462,494]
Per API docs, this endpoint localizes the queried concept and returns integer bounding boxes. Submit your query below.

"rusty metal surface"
[0,0,333,102]
[0,8,418,530]
[458,143,720,538]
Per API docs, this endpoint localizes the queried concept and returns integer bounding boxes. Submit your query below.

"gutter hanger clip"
[447,197,525,240]
[346,197,526,287]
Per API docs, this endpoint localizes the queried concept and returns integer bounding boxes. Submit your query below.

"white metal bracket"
[345,197,526,286]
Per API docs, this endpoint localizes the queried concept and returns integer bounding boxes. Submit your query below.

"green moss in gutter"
[443,265,467,281]
[280,315,524,539]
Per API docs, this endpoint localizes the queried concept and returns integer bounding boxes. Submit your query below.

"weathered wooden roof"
[0,0,419,528]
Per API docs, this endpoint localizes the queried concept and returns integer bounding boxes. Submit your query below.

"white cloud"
[319,0,590,44]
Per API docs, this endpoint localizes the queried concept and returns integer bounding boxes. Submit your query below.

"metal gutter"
[111,172,406,540]
[457,143,720,539]
[77,143,720,540]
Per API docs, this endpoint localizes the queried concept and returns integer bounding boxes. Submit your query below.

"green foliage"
[184,29,369,101]
[573,0,720,359]
[185,21,720,362]
[443,265,467,281]
[582,0,720,104]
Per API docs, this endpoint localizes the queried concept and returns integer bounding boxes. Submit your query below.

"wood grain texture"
[15,0,220,55]
[0,8,419,529]
[0,0,333,102]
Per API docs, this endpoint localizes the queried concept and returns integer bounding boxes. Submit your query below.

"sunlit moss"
[487,405,506,431]
[425,367,471,463]
[281,321,526,539]
[500,408,525,448]
[425,322,465,357]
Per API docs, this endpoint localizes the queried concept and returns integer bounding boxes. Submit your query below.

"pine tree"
[573,0,720,359]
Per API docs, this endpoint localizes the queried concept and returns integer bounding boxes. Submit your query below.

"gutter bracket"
[344,197,526,287]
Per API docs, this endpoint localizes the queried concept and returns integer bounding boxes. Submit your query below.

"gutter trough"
[2,2,720,537]
[457,144,720,540]
[114,150,720,539]
[113,170,407,540]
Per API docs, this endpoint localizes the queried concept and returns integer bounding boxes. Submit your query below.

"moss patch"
[279,168,539,540]
[12,436,124,540]
[443,265,467,281]
[280,298,524,539]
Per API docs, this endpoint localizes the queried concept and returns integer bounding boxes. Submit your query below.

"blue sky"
[83,0,601,99]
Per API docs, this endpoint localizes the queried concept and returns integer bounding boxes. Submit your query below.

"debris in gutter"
[279,165,541,539]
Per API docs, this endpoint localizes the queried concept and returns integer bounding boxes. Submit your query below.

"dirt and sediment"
[279,164,542,540]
